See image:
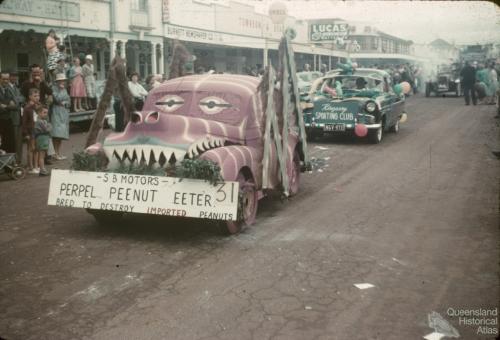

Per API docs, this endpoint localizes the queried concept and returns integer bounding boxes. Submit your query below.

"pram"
[0,152,26,180]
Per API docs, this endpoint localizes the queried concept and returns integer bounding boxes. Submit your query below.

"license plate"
[324,124,345,132]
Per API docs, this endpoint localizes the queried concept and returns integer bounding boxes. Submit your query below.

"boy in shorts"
[34,105,52,176]
[22,88,40,173]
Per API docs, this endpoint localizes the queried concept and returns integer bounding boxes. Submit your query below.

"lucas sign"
[309,22,349,43]
[47,170,239,221]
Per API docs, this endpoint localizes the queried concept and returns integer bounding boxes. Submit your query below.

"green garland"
[175,159,223,186]
[71,152,223,185]
[72,151,108,172]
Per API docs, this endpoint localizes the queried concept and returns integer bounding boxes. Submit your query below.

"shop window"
[17,53,30,84]
[139,53,152,77]
[104,51,110,75]
[17,53,29,69]
[96,50,102,72]
[381,39,388,53]
[132,0,148,11]
[226,49,237,57]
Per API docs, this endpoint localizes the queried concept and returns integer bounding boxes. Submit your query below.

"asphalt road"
[1,95,499,340]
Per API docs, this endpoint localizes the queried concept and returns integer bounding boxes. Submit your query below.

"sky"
[250,0,500,45]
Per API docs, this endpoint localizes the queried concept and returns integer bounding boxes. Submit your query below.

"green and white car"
[303,68,407,144]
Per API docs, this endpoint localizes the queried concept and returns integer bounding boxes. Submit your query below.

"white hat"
[85,55,93,61]
[55,73,67,81]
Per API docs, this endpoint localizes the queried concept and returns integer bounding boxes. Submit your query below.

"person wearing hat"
[50,73,71,160]
[82,55,97,110]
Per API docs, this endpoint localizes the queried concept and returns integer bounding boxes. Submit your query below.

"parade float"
[48,30,310,234]
[302,63,410,144]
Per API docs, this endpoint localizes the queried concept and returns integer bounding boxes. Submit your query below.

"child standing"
[22,88,40,174]
[34,105,52,176]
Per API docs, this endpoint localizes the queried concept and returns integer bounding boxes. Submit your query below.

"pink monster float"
[48,33,309,234]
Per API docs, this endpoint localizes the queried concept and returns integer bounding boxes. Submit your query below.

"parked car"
[425,64,461,97]
[84,74,304,233]
[303,68,407,143]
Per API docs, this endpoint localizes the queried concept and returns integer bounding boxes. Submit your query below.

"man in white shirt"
[128,72,148,110]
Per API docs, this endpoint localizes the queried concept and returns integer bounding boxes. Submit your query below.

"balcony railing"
[130,9,152,30]
[354,48,413,55]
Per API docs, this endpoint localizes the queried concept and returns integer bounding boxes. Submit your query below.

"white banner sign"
[48,170,239,221]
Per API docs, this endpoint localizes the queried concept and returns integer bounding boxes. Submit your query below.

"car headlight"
[365,101,377,113]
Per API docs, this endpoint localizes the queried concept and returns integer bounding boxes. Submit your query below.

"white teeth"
[162,151,173,163]
[112,146,124,160]
[123,148,130,160]
[152,147,163,162]
[104,145,189,166]
[174,150,185,162]
[142,149,149,164]
[203,140,211,150]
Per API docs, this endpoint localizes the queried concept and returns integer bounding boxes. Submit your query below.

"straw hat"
[55,73,67,81]
[85,55,93,61]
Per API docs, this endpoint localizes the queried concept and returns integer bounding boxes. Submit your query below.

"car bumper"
[305,122,382,130]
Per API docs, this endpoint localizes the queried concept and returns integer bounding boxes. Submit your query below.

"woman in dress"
[82,55,97,110]
[69,57,87,112]
[51,73,71,160]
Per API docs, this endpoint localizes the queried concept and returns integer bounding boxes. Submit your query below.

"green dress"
[51,86,70,139]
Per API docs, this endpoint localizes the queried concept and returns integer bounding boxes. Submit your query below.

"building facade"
[345,22,419,66]
[0,0,350,83]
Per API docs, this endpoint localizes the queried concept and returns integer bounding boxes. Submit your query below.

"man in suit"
[460,61,477,106]
[0,70,17,154]
[8,70,25,162]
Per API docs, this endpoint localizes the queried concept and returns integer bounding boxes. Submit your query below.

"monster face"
[102,74,264,167]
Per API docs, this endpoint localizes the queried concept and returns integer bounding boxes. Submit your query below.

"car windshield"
[298,73,311,82]
[298,72,321,82]
[323,75,384,92]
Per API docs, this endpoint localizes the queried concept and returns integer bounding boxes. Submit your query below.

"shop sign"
[0,0,80,22]
[269,1,287,24]
[48,170,239,221]
[309,21,349,43]
[162,0,170,23]
[165,24,223,43]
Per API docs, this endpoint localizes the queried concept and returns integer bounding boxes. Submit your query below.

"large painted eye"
[199,96,233,115]
[155,95,184,112]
